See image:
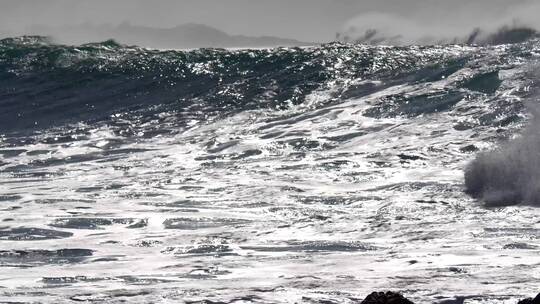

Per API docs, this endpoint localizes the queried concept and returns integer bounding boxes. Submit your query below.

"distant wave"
[338,25,538,46]
[465,26,538,45]
[337,12,539,46]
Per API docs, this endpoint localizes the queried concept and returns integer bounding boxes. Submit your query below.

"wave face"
[1,36,540,303]
[1,36,330,132]
[1,35,524,134]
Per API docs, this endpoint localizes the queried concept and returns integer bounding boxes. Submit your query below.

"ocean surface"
[0,36,539,303]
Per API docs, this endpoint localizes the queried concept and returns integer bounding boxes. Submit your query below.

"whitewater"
[0,36,539,303]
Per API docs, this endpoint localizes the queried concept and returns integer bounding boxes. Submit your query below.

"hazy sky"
[0,0,538,42]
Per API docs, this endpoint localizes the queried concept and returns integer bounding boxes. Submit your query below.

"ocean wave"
[337,10,540,46]
[2,35,540,302]
[0,35,533,136]
[342,25,539,46]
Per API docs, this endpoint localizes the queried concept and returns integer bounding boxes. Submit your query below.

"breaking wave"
[3,35,540,302]
[465,82,540,206]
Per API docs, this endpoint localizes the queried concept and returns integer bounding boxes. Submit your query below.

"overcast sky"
[0,0,538,42]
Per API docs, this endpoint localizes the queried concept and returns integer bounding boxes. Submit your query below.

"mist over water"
[465,79,540,206]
